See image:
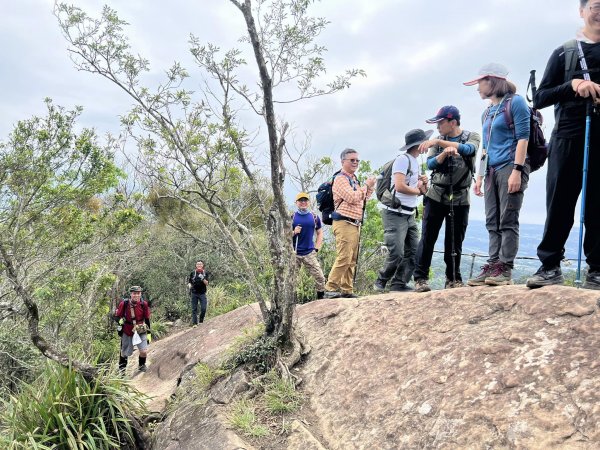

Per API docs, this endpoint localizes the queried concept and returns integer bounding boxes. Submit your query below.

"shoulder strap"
[405,153,412,176]
[563,39,579,82]
[312,213,318,228]
[503,94,515,131]
[459,130,471,143]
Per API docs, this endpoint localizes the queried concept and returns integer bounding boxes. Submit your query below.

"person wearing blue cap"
[413,106,481,292]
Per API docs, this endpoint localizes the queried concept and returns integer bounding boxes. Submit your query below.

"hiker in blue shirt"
[292,192,326,300]
[464,63,530,287]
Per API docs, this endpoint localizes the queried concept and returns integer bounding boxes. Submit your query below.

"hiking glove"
[147,332,152,344]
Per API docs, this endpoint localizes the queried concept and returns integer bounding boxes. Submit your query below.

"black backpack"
[503,94,548,172]
[316,171,353,225]
[375,154,412,209]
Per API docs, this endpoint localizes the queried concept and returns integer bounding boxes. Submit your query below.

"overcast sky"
[1,0,585,224]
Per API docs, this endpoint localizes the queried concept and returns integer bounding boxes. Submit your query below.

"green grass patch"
[229,399,269,438]
[263,371,303,414]
[194,363,229,392]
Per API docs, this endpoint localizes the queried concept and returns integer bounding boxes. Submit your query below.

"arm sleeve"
[315,215,322,230]
[114,301,124,321]
[392,154,409,176]
[427,155,440,170]
[458,132,480,157]
[534,46,576,109]
[512,96,531,140]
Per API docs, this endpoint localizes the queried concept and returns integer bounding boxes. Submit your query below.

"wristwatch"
[513,163,524,172]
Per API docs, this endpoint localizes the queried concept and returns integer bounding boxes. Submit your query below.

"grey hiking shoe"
[414,279,431,293]
[485,263,513,286]
[583,271,600,290]
[467,263,495,286]
[526,266,564,289]
[324,291,342,299]
[138,365,147,373]
[445,279,465,289]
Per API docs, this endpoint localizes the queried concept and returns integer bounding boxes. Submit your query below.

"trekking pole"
[353,199,367,286]
[448,154,457,285]
[526,70,537,104]
[575,99,593,287]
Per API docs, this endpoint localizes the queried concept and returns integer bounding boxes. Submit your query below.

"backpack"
[316,171,354,225]
[503,94,548,172]
[376,154,412,209]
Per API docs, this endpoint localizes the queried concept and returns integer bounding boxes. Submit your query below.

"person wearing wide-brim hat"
[373,129,431,293]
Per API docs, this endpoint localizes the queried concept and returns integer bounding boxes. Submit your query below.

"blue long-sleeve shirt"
[427,135,477,171]
[482,94,530,170]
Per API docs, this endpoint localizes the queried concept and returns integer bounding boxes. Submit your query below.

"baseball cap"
[295,192,310,201]
[463,63,509,86]
[129,285,143,292]
[425,105,461,124]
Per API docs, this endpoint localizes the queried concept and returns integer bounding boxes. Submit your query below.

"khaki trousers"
[325,220,360,294]
[296,251,326,291]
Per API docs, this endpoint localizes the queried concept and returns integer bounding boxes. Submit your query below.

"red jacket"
[114,299,151,337]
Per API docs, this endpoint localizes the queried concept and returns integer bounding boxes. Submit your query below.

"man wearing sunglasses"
[324,149,376,299]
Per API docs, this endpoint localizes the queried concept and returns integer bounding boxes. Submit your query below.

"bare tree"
[56,0,363,369]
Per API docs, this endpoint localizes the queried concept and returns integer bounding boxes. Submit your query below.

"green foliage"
[295,265,317,304]
[223,325,277,374]
[0,362,147,449]
[229,399,269,438]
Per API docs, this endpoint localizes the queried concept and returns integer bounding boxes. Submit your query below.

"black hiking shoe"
[390,284,414,292]
[526,266,564,289]
[138,365,147,373]
[373,280,386,292]
[583,271,600,290]
[341,292,358,298]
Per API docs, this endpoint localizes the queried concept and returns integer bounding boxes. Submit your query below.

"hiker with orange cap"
[292,192,326,300]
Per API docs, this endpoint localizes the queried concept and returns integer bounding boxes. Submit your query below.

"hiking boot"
[467,263,495,286]
[445,279,465,289]
[390,284,414,292]
[324,291,342,299]
[316,291,325,300]
[414,279,431,293]
[341,292,358,298]
[485,263,513,286]
[583,271,600,290]
[526,266,564,289]
[138,364,147,373]
[373,280,386,292]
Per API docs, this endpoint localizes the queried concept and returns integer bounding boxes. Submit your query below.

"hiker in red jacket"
[114,285,151,373]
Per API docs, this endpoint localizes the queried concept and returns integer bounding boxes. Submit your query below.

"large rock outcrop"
[138,285,600,449]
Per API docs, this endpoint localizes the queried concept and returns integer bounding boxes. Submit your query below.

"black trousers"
[414,197,470,282]
[537,129,600,272]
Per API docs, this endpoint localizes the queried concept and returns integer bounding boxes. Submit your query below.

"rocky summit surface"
[135,285,600,449]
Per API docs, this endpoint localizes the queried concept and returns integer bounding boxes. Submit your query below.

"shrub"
[0,362,147,449]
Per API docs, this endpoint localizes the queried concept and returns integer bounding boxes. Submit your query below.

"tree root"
[277,330,311,385]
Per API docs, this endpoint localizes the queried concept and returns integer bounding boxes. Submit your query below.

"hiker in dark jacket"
[526,0,600,290]
[188,260,210,325]
[413,106,481,292]
[114,285,151,373]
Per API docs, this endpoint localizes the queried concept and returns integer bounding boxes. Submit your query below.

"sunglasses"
[344,158,360,163]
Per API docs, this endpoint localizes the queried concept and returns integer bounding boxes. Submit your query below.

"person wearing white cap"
[292,192,326,300]
[463,63,530,287]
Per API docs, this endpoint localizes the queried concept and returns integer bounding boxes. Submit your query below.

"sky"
[1,0,585,225]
